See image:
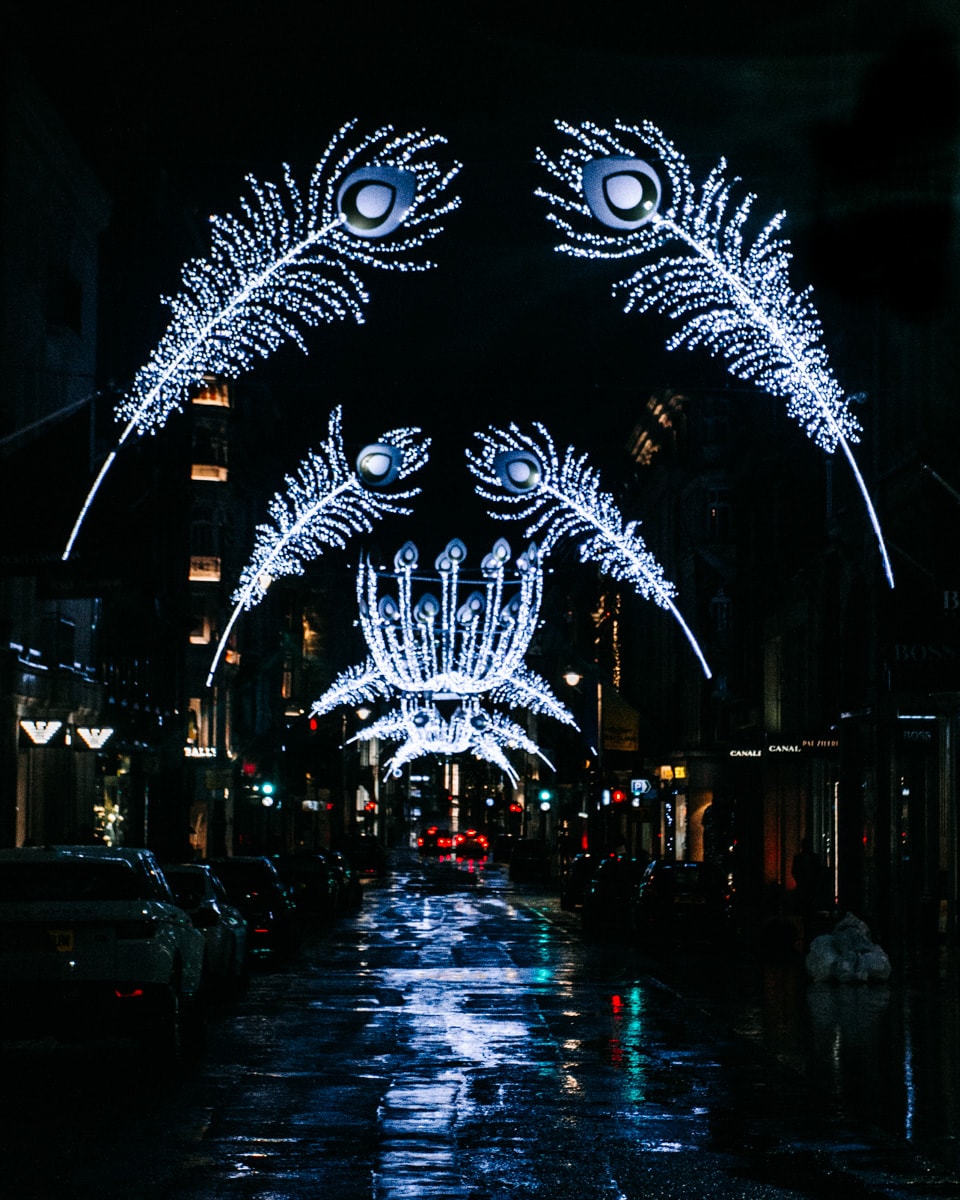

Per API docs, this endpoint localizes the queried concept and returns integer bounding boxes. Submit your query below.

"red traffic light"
[612,789,626,804]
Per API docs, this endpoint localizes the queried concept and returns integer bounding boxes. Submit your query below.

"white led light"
[310,537,577,780]
[468,421,712,679]
[206,406,429,686]
[536,118,893,588]
[62,121,461,560]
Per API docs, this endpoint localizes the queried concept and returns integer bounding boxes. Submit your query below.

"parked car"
[324,848,364,909]
[163,862,249,999]
[490,834,517,863]
[630,859,734,948]
[508,840,551,883]
[581,853,649,939]
[559,853,597,911]
[0,845,206,1057]
[337,834,389,879]
[271,853,339,920]
[204,856,299,960]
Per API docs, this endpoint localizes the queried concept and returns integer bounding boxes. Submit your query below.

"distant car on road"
[453,830,489,861]
[0,845,206,1057]
[417,827,453,857]
[508,840,551,884]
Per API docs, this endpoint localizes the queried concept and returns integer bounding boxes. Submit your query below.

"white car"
[0,845,206,1057]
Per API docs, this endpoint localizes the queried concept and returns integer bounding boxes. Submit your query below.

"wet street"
[4,851,960,1199]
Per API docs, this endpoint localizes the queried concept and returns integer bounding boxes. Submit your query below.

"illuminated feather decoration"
[204,406,430,686]
[535,118,894,588]
[347,697,555,785]
[62,120,461,559]
[467,421,712,679]
[309,536,577,781]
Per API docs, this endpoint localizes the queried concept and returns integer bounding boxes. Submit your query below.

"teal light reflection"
[608,987,648,1104]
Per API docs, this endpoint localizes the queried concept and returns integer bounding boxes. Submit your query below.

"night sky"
[6,2,959,553]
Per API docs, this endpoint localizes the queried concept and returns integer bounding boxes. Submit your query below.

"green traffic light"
[261,781,275,796]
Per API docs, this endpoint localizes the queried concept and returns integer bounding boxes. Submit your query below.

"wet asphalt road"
[3,851,959,1200]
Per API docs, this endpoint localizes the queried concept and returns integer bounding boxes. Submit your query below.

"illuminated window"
[191,378,231,407]
[189,513,221,582]
[191,416,229,481]
[706,487,733,541]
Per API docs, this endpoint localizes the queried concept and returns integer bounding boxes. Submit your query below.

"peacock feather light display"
[309,536,577,781]
[348,697,555,785]
[535,118,894,588]
[62,120,460,560]
[205,405,430,686]
[467,421,712,679]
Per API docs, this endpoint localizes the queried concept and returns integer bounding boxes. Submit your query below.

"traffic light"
[612,788,627,805]
[538,787,554,811]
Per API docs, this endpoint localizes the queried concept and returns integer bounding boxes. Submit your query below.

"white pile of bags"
[805,912,892,983]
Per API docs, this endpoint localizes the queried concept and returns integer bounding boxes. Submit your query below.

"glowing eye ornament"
[494,450,542,494]
[356,442,401,487]
[581,157,661,231]
[336,166,416,238]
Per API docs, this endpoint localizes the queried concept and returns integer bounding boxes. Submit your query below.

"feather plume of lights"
[310,537,577,780]
[62,120,461,560]
[535,118,894,589]
[348,696,555,785]
[467,422,712,679]
[205,406,429,686]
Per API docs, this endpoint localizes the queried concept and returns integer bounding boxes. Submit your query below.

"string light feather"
[535,118,893,587]
[347,697,556,785]
[467,421,712,678]
[62,121,460,559]
[205,406,429,686]
[309,536,577,781]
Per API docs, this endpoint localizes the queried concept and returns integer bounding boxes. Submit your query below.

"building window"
[189,514,221,582]
[191,416,229,481]
[191,378,231,407]
[706,487,733,541]
[710,589,732,634]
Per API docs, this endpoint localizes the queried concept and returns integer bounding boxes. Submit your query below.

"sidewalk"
[666,916,960,1176]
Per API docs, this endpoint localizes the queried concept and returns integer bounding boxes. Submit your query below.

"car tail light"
[113,984,146,999]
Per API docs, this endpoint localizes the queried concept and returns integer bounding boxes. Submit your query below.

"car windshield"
[163,869,207,906]
[208,861,276,891]
[0,859,143,902]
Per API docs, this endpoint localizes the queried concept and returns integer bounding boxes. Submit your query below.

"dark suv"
[630,859,733,947]
[204,856,299,960]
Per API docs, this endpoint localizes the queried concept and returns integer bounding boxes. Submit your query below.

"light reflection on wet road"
[2,852,959,1199]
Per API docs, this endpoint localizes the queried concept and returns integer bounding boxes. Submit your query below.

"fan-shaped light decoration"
[535,118,894,589]
[310,537,577,780]
[348,696,555,785]
[467,422,712,679]
[62,120,461,559]
[204,406,429,686]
